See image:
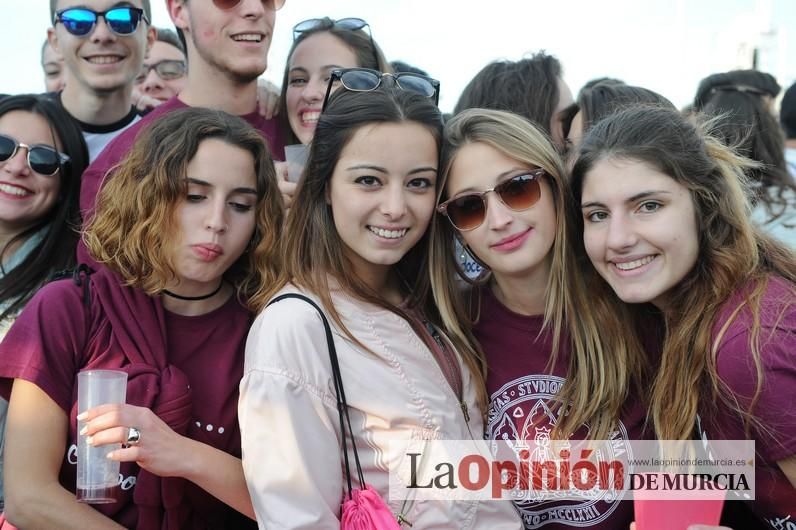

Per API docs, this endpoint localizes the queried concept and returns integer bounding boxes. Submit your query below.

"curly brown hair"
[83,108,283,311]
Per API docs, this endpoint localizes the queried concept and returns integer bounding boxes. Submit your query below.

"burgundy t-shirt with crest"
[476,286,648,530]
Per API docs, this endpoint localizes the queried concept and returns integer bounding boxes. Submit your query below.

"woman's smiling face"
[580,157,700,310]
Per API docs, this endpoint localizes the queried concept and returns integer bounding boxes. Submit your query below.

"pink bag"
[269,295,401,530]
[341,486,401,530]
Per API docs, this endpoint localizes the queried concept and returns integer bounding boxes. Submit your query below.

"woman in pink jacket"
[239,72,523,529]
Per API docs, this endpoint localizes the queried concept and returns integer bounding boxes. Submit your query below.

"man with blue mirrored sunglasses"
[47,0,155,161]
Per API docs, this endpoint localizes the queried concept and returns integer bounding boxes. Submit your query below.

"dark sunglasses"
[293,17,369,40]
[0,134,70,176]
[135,60,187,84]
[322,68,440,112]
[212,0,285,11]
[437,170,545,231]
[53,7,149,37]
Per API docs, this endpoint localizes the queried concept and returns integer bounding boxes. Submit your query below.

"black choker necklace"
[162,282,224,301]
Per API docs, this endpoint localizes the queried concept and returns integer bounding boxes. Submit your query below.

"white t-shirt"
[80,111,141,162]
[51,92,140,162]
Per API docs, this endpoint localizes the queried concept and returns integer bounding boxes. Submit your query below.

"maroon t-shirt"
[0,278,256,529]
[77,96,285,265]
[476,286,646,530]
[699,276,796,527]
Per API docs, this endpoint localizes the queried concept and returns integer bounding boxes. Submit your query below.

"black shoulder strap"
[267,293,365,498]
[48,264,94,308]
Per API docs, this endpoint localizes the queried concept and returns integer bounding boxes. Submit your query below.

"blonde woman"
[430,108,648,529]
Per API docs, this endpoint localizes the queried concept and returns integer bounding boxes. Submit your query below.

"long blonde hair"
[568,105,796,440]
[429,108,577,418]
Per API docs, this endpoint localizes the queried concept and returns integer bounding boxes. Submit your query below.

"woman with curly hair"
[0,107,283,529]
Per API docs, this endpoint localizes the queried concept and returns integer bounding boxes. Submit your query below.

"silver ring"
[125,426,142,446]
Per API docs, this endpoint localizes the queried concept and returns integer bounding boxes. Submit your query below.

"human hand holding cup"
[76,369,127,503]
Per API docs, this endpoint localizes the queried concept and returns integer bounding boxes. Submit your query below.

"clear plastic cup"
[76,369,127,503]
[284,143,310,183]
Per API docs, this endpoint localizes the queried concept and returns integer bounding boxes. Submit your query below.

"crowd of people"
[0,0,794,529]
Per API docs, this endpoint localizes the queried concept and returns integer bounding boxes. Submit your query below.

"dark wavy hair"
[577,84,673,134]
[276,17,391,147]
[454,51,563,140]
[0,94,88,322]
[780,82,796,139]
[694,69,796,218]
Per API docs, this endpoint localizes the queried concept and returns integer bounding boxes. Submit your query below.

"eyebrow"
[185,177,257,195]
[289,64,345,75]
[408,166,438,175]
[346,165,437,176]
[346,164,387,174]
[450,167,528,195]
[581,190,671,209]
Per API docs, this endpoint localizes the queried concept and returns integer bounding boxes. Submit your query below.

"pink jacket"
[239,285,522,529]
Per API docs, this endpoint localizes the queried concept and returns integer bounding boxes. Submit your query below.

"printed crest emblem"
[486,374,633,528]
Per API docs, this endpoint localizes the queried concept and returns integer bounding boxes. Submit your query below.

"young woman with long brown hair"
[239,77,523,528]
[570,105,796,526]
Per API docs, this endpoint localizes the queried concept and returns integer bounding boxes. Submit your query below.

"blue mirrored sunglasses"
[53,7,148,37]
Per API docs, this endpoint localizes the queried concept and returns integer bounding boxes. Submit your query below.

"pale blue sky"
[4,0,795,112]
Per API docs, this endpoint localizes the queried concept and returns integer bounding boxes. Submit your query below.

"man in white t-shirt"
[47,0,155,160]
